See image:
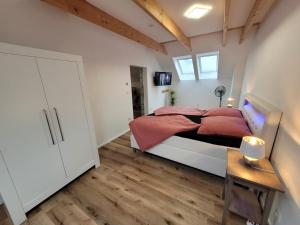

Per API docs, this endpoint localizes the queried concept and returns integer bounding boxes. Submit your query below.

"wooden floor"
[0,203,13,225]
[11,133,245,225]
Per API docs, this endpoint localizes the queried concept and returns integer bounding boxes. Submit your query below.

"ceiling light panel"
[184,4,212,19]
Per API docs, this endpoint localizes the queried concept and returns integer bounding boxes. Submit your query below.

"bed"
[130,94,282,177]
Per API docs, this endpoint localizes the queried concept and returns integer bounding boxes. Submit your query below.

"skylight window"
[197,51,219,79]
[173,55,195,80]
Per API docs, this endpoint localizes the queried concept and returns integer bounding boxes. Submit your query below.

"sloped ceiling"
[88,0,174,42]
[88,0,255,43]
[160,0,256,38]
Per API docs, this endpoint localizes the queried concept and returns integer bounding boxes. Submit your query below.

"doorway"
[130,66,147,119]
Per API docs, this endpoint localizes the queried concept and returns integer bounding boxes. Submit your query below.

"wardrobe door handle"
[53,107,64,142]
[43,109,55,145]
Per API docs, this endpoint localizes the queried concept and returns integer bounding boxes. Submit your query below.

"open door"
[130,66,147,119]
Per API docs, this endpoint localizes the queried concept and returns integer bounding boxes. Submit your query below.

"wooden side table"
[222,149,284,225]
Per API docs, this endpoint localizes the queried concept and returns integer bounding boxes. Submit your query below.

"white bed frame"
[130,94,282,177]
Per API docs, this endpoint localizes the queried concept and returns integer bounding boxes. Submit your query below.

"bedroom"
[0,0,299,225]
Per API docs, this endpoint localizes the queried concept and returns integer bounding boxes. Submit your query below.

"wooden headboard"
[241,94,282,158]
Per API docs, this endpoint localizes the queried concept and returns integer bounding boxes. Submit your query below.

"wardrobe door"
[36,58,94,177]
[0,53,66,211]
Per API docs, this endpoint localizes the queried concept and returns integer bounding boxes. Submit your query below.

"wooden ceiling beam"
[222,0,231,46]
[133,0,192,51]
[41,0,167,54]
[160,26,243,45]
[240,0,277,43]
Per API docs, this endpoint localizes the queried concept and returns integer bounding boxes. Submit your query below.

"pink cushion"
[203,107,242,118]
[154,106,205,116]
[197,116,252,138]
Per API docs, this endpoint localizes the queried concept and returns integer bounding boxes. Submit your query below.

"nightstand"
[222,149,284,225]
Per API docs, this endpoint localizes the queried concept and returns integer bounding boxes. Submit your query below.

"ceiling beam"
[133,0,192,51]
[222,0,231,46]
[240,0,277,43]
[161,26,243,45]
[41,0,167,54]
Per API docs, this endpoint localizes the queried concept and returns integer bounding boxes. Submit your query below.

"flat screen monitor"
[154,72,172,86]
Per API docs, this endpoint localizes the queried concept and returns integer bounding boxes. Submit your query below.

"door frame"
[129,65,148,116]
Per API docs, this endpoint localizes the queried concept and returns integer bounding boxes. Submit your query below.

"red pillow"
[203,107,242,118]
[197,116,252,138]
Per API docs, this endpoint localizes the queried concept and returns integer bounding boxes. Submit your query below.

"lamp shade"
[227,97,234,103]
[240,136,265,160]
[227,97,235,108]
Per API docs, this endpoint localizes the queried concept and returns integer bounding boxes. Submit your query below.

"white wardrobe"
[0,42,100,224]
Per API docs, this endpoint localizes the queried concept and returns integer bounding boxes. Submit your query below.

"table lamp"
[240,136,265,166]
[227,97,235,108]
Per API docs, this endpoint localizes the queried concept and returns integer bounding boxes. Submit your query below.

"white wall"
[0,0,167,146]
[155,29,252,108]
[240,1,300,224]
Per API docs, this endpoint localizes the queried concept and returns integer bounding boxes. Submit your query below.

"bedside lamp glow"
[227,97,235,108]
[240,136,265,165]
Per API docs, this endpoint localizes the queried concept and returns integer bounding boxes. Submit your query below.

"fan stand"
[214,85,226,108]
[217,90,224,107]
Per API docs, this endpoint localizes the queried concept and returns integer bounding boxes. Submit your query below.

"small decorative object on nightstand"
[240,136,265,166]
[226,97,235,108]
[222,149,284,225]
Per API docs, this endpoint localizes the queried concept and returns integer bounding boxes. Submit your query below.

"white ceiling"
[88,0,255,43]
[88,0,174,42]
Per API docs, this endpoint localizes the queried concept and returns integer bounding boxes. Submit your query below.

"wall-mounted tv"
[154,72,172,86]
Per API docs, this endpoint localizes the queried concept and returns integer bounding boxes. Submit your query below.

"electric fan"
[214,85,226,107]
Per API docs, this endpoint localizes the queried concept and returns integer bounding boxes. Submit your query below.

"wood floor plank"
[65,181,148,225]
[109,171,208,225]
[20,133,245,225]
[0,204,8,222]
[134,154,224,190]
[112,137,131,147]
[0,204,13,225]
[81,171,179,225]
[47,200,98,225]
[27,212,56,225]
[104,141,141,157]
[128,155,224,203]
[116,164,220,222]
[118,133,131,141]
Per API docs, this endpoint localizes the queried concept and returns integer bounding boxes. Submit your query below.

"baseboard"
[97,129,130,149]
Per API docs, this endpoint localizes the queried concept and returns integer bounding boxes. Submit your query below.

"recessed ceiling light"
[184,4,212,19]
